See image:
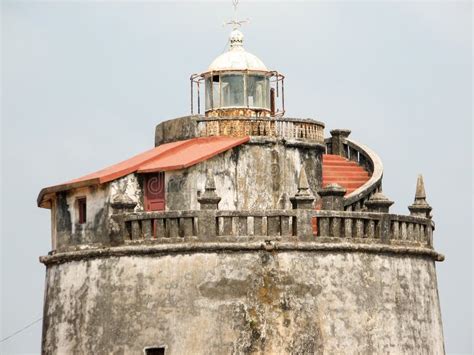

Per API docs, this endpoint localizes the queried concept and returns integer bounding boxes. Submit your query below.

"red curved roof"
[38,136,249,207]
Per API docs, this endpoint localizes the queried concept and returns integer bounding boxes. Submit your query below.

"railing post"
[364,192,394,213]
[109,196,137,244]
[319,184,346,211]
[364,192,393,242]
[197,170,220,240]
[330,129,351,157]
[408,175,432,219]
[290,166,315,240]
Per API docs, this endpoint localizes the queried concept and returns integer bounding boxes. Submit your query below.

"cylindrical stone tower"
[38,25,445,355]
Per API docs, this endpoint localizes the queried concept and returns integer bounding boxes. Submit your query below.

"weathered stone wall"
[41,250,444,354]
[53,174,143,250]
[52,141,322,250]
[54,186,110,249]
[154,116,325,147]
[166,140,323,211]
[155,115,200,146]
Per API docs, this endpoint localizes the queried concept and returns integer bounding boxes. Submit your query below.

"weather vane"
[224,0,250,30]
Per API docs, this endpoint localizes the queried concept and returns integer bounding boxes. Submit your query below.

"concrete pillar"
[109,196,137,244]
[330,129,351,156]
[290,166,315,240]
[110,195,137,214]
[365,192,394,213]
[319,183,346,211]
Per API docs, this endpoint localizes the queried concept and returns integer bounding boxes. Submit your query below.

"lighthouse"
[38,21,444,355]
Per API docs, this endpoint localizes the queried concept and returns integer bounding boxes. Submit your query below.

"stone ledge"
[40,241,444,266]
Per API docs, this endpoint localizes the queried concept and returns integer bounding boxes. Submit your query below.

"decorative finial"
[229,29,244,49]
[198,169,221,210]
[296,165,311,196]
[415,174,426,200]
[204,168,216,191]
[408,174,432,218]
[224,0,250,31]
[290,165,315,209]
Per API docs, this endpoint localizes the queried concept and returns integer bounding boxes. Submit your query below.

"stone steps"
[322,154,370,195]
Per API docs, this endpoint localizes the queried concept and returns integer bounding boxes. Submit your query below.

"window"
[247,75,269,109]
[145,347,165,355]
[221,74,245,107]
[77,198,86,224]
[205,75,221,110]
[205,76,212,110]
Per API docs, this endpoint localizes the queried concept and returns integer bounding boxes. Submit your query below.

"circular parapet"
[40,240,444,266]
[41,210,444,265]
[197,116,325,144]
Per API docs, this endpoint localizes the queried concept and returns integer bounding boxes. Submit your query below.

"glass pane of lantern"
[221,74,245,107]
[247,75,270,109]
[205,77,212,110]
[212,75,220,108]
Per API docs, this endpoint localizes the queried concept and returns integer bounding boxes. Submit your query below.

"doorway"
[144,172,165,211]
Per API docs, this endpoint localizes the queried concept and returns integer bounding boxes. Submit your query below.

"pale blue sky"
[1,1,472,354]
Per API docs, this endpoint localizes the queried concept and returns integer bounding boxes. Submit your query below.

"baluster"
[223,217,233,236]
[281,216,291,237]
[262,216,268,236]
[401,222,408,240]
[355,219,364,238]
[331,217,341,238]
[319,217,330,236]
[232,216,239,236]
[123,221,131,241]
[426,224,433,247]
[248,216,255,236]
[392,221,400,240]
[344,217,353,238]
[350,148,358,163]
[156,219,165,238]
[142,219,152,240]
[253,217,263,236]
[366,220,375,239]
[414,224,420,242]
[131,220,141,240]
[419,224,425,244]
[238,216,248,236]
[167,218,180,238]
[180,217,194,238]
[267,216,281,236]
[407,223,414,241]
[375,220,382,239]
[217,216,224,236]
[193,217,199,238]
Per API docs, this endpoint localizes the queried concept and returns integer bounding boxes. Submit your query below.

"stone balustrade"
[120,209,434,249]
[313,210,433,248]
[122,210,296,242]
[197,117,325,143]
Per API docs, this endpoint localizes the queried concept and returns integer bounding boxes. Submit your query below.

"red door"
[144,172,165,211]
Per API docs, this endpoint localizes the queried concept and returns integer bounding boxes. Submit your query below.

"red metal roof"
[37,136,249,207]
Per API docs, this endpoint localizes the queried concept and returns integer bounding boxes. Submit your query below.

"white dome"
[207,30,268,72]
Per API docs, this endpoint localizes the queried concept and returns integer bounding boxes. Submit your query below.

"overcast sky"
[1,1,472,354]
